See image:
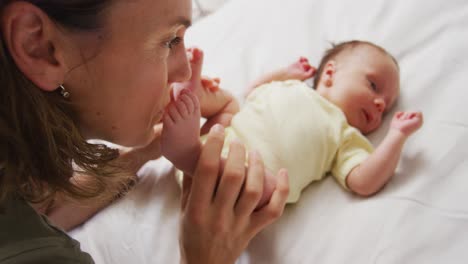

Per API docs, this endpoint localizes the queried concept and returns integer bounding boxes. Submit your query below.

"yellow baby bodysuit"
[223,80,374,203]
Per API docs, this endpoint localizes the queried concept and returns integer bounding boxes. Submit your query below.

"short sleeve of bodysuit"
[331,125,374,189]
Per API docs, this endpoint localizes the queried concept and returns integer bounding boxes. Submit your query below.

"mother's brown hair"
[0,0,133,207]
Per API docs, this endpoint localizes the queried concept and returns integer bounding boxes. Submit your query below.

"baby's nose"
[375,98,386,113]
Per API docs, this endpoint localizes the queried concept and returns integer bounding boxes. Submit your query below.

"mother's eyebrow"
[169,17,192,28]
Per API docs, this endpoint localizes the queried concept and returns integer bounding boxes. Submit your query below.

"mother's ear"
[1,1,68,91]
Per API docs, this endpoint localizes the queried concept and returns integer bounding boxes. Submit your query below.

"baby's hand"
[201,76,221,92]
[390,111,423,137]
[281,57,316,81]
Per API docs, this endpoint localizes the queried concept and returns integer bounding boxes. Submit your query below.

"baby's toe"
[175,99,189,117]
[179,93,195,114]
[162,112,174,127]
[168,104,182,122]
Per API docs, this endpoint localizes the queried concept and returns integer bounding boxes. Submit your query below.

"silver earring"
[58,84,70,99]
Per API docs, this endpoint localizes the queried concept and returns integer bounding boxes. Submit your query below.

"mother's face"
[66,0,192,147]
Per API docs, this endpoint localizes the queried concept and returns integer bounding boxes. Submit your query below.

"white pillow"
[192,0,229,20]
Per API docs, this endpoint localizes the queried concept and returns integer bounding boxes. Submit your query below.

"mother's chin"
[81,123,153,149]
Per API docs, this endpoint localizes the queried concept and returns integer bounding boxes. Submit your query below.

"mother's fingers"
[214,140,246,212]
[235,151,264,217]
[181,174,192,211]
[188,124,225,212]
[249,169,289,236]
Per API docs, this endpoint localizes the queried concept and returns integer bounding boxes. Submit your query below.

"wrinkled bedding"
[71,0,468,263]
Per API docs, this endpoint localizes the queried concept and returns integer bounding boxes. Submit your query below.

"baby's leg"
[161,90,201,176]
[161,92,277,208]
[171,47,204,101]
[172,48,239,119]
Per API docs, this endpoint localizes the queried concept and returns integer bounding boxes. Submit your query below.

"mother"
[0,0,289,263]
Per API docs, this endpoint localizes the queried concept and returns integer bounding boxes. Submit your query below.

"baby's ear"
[323,60,336,87]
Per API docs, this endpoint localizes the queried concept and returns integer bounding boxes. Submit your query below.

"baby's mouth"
[362,109,372,124]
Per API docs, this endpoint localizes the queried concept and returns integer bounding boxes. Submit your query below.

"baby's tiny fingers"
[406,111,423,120]
[208,82,220,92]
[201,78,211,87]
[395,111,404,119]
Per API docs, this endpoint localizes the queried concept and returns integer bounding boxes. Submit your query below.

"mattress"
[70,0,468,263]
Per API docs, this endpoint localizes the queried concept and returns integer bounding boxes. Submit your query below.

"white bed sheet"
[71,0,468,263]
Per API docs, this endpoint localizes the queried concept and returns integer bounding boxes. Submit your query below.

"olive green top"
[0,197,94,264]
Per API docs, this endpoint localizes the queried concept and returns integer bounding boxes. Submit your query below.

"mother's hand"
[179,124,289,264]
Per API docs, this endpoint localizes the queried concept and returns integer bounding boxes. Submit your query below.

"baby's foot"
[281,57,316,81]
[161,89,201,175]
[171,47,207,103]
[172,48,219,117]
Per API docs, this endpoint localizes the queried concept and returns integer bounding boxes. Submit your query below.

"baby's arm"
[197,76,240,134]
[346,111,423,196]
[245,57,316,97]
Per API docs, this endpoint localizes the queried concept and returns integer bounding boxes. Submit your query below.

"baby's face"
[319,46,400,134]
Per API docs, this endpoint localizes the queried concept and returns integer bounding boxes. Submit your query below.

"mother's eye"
[165,37,183,50]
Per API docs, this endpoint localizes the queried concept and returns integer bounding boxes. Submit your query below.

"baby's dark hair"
[313,40,399,89]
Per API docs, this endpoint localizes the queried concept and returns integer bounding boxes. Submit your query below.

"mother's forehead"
[106,0,192,23]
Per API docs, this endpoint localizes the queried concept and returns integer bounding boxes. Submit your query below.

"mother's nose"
[168,48,191,83]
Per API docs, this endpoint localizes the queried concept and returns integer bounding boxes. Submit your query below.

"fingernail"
[279,168,288,177]
[211,124,225,134]
[231,137,242,144]
[249,150,262,160]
